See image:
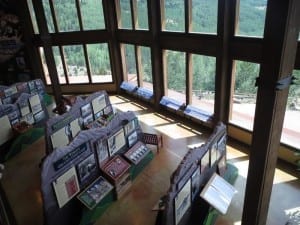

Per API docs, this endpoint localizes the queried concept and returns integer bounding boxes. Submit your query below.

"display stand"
[102,155,131,199]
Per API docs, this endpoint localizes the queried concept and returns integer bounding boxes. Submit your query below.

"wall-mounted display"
[77,176,113,210]
[76,154,97,185]
[52,167,80,208]
[95,139,109,168]
[174,179,191,225]
[81,103,92,118]
[107,128,126,157]
[124,141,150,165]
[92,94,106,115]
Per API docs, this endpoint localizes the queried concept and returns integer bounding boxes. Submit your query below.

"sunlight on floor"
[155,124,198,139]
[273,168,298,184]
[138,113,171,126]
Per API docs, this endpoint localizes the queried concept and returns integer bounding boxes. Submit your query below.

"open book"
[200,172,237,214]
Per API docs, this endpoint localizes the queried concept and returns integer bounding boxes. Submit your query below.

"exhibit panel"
[156,122,228,225]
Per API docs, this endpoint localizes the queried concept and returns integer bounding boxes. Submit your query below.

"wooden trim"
[59,46,69,84]
[136,46,142,87]
[242,1,300,224]
[75,0,84,31]
[131,0,137,30]
[49,0,59,32]
[186,53,192,104]
[83,44,92,83]
[160,33,217,56]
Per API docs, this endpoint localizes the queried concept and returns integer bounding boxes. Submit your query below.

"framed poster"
[21,113,34,125]
[19,101,30,117]
[77,176,113,210]
[29,94,42,114]
[191,167,201,201]
[81,103,92,117]
[33,110,46,122]
[174,179,191,225]
[210,142,218,167]
[124,119,136,136]
[70,119,81,139]
[52,167,80,208]
[217,135,226,155]
[95,139,109,167]
[92,94,106,115]
[107,128,126,157]
[201,149,210,173]
[50,126,70,150]
[83,114,93,126]
[76,154,97,184]
[127,130,138,148]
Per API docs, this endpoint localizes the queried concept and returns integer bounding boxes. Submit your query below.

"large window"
[191,54,216,114]
[52,46,67,84]
[236,0,267,37]
[140,46,153,91]
[120,0,132,29]
[118,0,149,30]
[38,47,51,85]
[229,61,260,130]
[191,0,218,34]
[165,50,186,104]
[123,44,137,86]
[63,45,89,84]
[27,0,39,34]
[87,44,112,83]
[162,0,185,32]
[281,70,300,149]
[137,0,149,30]
[53,0,80,32]
[121,44,153,91]
[80,0,105,30]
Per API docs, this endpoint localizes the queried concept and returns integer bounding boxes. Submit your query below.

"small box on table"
[102,155,131,199]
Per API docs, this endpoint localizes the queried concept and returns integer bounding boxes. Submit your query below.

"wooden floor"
[1,95,300,225]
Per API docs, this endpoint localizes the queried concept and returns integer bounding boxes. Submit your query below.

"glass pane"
[191,54,216,114]
[230,61,260,130]
[281,70,300,149]
[137,0,149,30]
[27,0,39,34]
[165,50,186,103]
[123,44,137,86]
[87,43,112,83]
[63,45,89,83]
[120,0,132,29]
[191,0,218,34]
[52,46,67,84]
[163,0,184,32]
[38,47,51,85]
[53,0,80,32]
[42,0,55,33]
[140,46,153,91]
[80,0,105,30]
[236,0,267,37]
